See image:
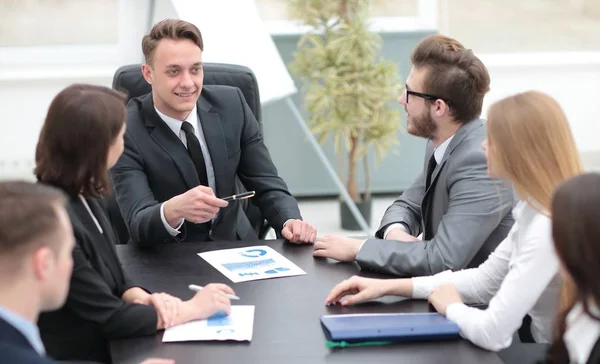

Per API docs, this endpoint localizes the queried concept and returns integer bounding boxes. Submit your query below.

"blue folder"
[320,312,460,343]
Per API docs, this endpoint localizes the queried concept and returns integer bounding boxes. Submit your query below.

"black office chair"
[105,63,270,244]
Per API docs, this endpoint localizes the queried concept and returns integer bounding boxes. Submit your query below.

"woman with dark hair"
[36,84,235,363]
[547,173,600,364]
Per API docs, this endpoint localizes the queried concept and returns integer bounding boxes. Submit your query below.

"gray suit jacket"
[357,119,515,277]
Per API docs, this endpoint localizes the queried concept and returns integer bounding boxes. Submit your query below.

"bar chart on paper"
[198,246,306,282]
[162,306,255,342]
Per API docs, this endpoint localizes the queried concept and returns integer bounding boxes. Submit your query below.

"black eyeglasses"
[404,87,450,105]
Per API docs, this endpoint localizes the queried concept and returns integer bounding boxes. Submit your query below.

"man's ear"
[433,99,449,117]
[32,247,53,282]
[141,64,153,85]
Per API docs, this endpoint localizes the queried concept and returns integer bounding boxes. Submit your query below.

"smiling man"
[112,19,316,246]
[313,35,515,277]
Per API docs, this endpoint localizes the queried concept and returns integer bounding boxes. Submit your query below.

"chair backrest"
[107,63,270,244]
[112,63,262,131]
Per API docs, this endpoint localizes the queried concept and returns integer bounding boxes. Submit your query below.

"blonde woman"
[325,91,583,351]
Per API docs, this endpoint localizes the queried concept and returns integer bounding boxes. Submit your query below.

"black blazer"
[0,317,54,364]
[111,86,302,246]
[38,194,157,363]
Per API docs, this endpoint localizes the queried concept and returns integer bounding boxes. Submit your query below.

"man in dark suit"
[0,182,73,364]
[112,19,316,246]
[0,181,174,364]
[313,35,515,277]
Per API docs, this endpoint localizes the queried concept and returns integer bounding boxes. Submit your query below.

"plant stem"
[338,151,344,200]
[347,134,360,202]
[363,155,370,201]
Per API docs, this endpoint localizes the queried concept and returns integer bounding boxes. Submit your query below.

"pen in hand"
[221,191,255,202]
[188,284,240,300]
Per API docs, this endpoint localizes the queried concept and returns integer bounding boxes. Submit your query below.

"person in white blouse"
[325,91,583,351]
[544,173,600,364]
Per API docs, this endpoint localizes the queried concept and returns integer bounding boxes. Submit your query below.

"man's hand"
[134,293,183,329]
[282,219,317,243]
[385,226,421,242]
[428,283,463,315]
[186,283,236,320]
[164,185,228,227]
[313,235,362,261]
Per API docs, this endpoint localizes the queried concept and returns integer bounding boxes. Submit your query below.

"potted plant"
[289,0,402,230]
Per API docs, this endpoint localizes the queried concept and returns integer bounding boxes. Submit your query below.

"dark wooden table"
[111,240,505,364]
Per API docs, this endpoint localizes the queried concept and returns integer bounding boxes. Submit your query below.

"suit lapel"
[88,199,119,247]
[198,97,231,198]
[421,120,485,237]
[87,199,125,283]
[431,119,483,185]
[141,95,200,190]
[423,119,484,199]
[73,197,123,286]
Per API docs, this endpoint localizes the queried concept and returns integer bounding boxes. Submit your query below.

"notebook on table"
[320,312,461,343]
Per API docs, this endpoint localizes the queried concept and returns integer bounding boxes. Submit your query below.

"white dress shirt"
[0,306,45,355]
[383,135,455,239]
[411,201,561,351]
[564,301,600,364]
[154,106,216,236]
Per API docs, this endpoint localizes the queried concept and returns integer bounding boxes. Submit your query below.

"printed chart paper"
[162,305,255,342]
[198,245,306,282]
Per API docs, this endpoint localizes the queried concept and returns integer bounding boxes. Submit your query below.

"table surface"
[111,240,504,364]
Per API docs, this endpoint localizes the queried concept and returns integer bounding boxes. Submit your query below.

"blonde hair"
[486,91,583,214]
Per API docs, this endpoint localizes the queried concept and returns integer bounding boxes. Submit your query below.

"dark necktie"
[426,154,437,189]
[181,121,209,186]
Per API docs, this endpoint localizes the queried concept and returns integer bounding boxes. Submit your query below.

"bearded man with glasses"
[313,35,515,277]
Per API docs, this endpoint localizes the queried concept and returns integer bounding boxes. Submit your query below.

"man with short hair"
[313,35,515,277]
[0,181,173,364]
[0,182,73,363]
[112,19,316,246]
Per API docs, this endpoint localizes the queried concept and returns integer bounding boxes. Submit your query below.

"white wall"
[0,73,114,180]
[0,0,150,180]
[2,0,600,180]
[480,52,600,170]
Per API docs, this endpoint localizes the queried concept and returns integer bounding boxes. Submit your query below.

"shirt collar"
[0,306,45,355]
[154,105,198,136]
[433,135,455,164]
[513,198,548,222]
[564,301,600,363]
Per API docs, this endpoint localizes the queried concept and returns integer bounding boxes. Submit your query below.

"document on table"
[162,305,255,342]
[198,245,306,283]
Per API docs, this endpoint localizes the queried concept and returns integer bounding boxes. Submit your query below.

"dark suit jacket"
[111,86,302,246]
[357,119,515,277]
[0,317,54,364]
[38,194,157,363]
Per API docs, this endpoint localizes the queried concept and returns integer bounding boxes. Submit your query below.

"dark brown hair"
[35,84,126,198]
[142,19,204,65]
[410,34,490,123]
[548,173,600,363]
[0,181,66,268]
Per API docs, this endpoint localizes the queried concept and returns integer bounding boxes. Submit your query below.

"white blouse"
[564,302,600,364]
[411,201,561,351]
